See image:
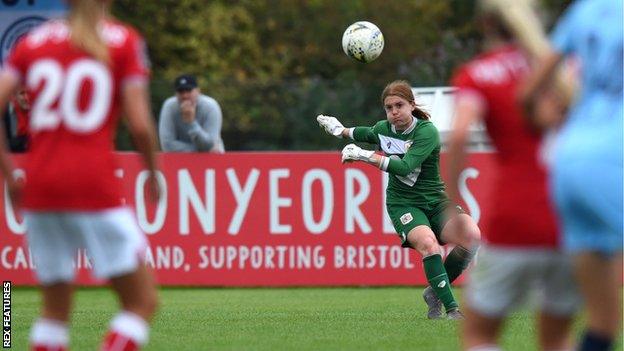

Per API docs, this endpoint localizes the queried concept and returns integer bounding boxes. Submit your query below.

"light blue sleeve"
[550,1,583,55]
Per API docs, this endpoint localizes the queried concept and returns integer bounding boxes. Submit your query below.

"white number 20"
[27,58,112,133]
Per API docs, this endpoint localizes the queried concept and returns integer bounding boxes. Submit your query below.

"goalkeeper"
[317,80,480,320]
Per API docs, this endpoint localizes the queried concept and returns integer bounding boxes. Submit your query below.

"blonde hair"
[67,0,110,64]
[381,80,430,120]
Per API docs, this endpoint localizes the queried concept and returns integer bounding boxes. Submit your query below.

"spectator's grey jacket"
[158,94,225,152]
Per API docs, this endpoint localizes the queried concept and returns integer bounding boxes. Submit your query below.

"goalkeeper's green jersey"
[352,118,448,209]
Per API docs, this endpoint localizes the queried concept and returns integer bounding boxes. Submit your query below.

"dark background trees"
[112,0,572,151]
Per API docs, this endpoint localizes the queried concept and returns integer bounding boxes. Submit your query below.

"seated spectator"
[158,74,225,152]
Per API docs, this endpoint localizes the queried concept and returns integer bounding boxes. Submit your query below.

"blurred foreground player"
[0,0,161,350]
[447,2,579,350]
[521,0,623,350]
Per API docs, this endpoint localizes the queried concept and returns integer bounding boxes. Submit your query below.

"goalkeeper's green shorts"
[386,200,464,248]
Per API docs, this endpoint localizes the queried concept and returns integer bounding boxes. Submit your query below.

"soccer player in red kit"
[0,0,160,350]
[446,2,579,351]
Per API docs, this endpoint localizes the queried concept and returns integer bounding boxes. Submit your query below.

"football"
[341,21,384,63]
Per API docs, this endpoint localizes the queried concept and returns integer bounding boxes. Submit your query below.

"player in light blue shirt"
[521,1,623,350]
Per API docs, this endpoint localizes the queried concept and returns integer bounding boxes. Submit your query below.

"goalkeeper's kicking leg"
[422,244,478,319]
[405,226,463,320]
[421,206,481,320]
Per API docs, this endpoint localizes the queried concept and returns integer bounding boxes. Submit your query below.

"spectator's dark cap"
[174,74,197,91]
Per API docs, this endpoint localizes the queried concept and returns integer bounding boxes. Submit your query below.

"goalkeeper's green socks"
[444,245,477,283]
[423,254,458,312]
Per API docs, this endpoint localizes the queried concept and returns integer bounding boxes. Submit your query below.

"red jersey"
[3,19,149,210]
[451,45,559,247]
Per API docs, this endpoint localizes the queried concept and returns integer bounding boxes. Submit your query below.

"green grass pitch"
[8,287,622,350]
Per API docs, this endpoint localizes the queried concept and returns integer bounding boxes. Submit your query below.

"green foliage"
[111,0,569,151]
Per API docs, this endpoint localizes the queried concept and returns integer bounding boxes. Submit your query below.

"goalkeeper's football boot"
[446,308,465,320]
[422,286,444,319]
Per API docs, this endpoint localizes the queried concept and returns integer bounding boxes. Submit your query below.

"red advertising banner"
[0,152,496,286]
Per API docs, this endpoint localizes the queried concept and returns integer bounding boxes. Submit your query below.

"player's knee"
[467,223,481,243]
[459,216,481,247]
[415,235,440,256]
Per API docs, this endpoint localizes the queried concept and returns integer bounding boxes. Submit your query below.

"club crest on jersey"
[404,140,413,152]
[400,213,413,225]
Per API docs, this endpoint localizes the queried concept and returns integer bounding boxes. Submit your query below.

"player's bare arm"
[0,71,21,207]
[123,80,161,201]
[519,50,566,130]
[447,93,484,204]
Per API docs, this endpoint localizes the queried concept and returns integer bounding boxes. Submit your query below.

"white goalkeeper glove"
[341,143,375,163]
[316,114,345,138]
